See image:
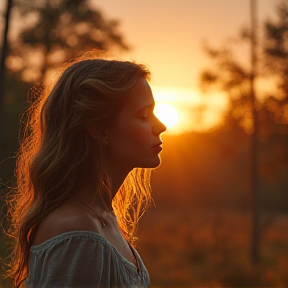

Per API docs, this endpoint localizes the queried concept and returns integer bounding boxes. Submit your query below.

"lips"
[151,141,163,148]
[151,141,163,152]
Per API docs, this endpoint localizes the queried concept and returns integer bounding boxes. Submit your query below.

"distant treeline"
[151,130,288,213]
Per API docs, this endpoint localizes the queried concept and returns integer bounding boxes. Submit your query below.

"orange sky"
[0,0,280,133]
[91,0,278,133]
[92,0,278,88]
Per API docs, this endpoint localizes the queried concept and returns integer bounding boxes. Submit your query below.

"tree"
[0,1,130,285]
[0,0,13,157]
[201,1,288,140]
[200,0,288,263]
[0,0,130,179]
[6,0,129,83]
[264,1,288,98]
[261,1,288,163]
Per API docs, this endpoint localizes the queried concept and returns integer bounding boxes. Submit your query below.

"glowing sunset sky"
[92,0,279,132]
[93,0,278,88]
[0,0,280,132]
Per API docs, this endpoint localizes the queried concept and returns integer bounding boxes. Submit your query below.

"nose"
[153,116,167,135]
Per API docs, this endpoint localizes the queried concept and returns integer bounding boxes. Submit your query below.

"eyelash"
[141,111,156,122]
[140,108,156,122]
[141,115,149,121]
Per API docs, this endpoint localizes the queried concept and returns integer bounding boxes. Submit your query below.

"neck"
[73,165,131,211]
[107,164,132,198]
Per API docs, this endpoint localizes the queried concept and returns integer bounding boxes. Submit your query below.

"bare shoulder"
[32,201,101,246]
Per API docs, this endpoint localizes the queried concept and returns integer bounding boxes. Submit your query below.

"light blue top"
[26,231,150,288]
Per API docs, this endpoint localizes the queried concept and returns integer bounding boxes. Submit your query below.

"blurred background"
[1,0,288,287]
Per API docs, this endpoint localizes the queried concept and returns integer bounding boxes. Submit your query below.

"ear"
[86,124,98,139]
[86,124,109,145]
[101,130,109,145]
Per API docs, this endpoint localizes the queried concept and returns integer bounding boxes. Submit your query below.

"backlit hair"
[6,55,152,287]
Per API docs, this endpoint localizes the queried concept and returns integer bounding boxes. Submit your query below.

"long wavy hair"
[6,55,152,287]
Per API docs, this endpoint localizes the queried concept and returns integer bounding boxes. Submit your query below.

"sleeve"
[27,235,123,288]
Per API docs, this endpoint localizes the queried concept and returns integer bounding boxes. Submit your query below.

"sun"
[154,102,179,129]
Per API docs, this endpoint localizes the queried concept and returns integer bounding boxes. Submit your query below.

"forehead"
[121,78,155,113]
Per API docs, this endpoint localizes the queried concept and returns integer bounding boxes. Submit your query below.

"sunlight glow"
[154,103,179,129]
[152,86,228,134]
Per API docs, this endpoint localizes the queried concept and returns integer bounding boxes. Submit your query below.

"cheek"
[122,123,150,147]
[111,122,151,155]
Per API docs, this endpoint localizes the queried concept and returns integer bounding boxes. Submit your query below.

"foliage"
[6,0,129,83]
[264,1,288,94]
[0,1,129,285]
[200,0,288,167]
[200,41,253,134]
[1,0,130,177]
[138,207,288,287]
[200,1,288,127]
[261,1,288,138]
[153,132,288,212]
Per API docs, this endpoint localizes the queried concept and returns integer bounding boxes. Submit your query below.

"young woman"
[7,56,166,287]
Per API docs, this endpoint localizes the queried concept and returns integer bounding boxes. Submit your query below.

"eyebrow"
[138,103,155,110]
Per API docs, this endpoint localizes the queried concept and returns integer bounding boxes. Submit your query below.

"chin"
[138,156,162,169]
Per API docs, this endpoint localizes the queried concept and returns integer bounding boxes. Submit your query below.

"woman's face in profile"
[105,78,166,172]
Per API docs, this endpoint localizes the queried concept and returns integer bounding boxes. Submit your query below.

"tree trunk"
[0,0,13,153]
[250,0,260,264]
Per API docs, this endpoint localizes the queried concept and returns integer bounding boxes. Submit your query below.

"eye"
[139,109,150,121]
[138,107,155,122]
[140,114,149,121]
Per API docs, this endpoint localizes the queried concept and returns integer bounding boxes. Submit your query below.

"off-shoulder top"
[26,231,150,288]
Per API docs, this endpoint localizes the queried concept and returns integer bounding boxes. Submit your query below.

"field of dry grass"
[137,207,288,288]
[1,207,287,288]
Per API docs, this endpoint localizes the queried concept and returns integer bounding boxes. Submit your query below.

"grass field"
[137,207,288,288]
[1,207,287,288]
